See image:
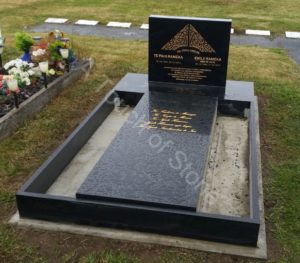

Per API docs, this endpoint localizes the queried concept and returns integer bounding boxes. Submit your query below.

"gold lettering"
[154,54,183,60]
[137,108,198,133]
[182,112,197,117]
[174,119,188,124]
[180,116,192,120]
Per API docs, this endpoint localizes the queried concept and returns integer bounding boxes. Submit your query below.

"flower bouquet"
[3,59,36,87]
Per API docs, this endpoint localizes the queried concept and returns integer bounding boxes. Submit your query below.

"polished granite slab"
[149,15,231,96]
[76,91,217,211]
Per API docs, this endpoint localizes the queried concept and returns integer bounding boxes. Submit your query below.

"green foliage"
[79,252,100,263]
[15,32,34,52]
[0,226,46,263]
[102,250,139,263]
[48,40,65,61]
[62,250,78,263]
[0,190,15,204]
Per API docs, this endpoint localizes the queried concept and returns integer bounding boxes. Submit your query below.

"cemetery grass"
[0,34,299,262]
[1,0,300,34]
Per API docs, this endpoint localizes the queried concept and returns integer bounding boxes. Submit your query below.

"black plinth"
[16,73,261,246]
[76,92,217,211]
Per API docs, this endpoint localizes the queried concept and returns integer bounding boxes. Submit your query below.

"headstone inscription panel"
[149,15,232,94]
[76,92,217,211]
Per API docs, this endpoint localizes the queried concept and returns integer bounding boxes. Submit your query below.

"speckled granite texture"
[76,92,217,211]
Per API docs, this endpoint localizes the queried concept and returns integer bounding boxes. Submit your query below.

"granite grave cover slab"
[76,92,217,211]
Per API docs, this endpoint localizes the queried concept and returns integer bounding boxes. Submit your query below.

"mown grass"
[0,1,299,263]
[61,250,139,263]
[0,0,300,33]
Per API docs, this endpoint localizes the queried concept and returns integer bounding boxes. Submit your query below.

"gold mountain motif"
[162,24,215,53]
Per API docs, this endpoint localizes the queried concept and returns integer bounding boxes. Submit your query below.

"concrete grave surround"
[107,22,132,28]
[285,31,300,39]
[75,20,98,26]
[246,29,271,36]
[140,23,149,30]
[45,18,68,24]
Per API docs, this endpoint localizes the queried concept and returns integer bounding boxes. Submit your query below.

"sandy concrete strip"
[285,31,300,39]
[198,116,249,217]
[246,29,271,36]
[253,99,268,260]
[45,18,68,24]
[231,28,234,34]
[75,20,98,26]
[10,211,266,259]
[140,24,149,30]
[107,22,132,28]
[47,106,133,197]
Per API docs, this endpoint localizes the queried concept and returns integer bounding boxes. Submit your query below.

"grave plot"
[14,15,265,256]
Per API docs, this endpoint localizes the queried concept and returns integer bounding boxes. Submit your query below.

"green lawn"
[0,0,300,33]
[0,1,299,263]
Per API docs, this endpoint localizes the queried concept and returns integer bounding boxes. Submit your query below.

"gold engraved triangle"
[162,24,215,53]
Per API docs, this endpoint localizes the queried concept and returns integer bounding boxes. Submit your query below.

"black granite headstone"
[149,15,231,95]
[76,15,226,211]
[76,92,217,211]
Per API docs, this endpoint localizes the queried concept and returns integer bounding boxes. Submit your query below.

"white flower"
[4,58,35,86]
[24,77,31,86]
[4,60,14,70]
[8,67,17,75]
[21,72,29,78]
[28,69,35,76]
